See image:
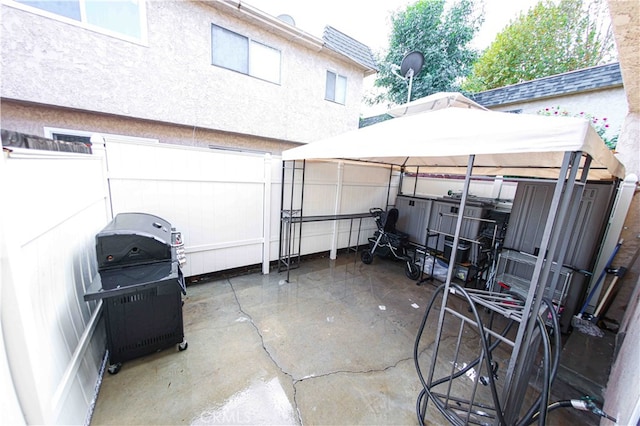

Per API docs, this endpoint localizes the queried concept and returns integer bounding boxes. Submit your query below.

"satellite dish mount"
[399,51,424,103]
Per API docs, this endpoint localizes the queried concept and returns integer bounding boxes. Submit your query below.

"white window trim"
[2,0,149,46]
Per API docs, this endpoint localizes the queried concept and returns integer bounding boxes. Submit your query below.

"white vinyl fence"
[0,136,413,426]
[1,146,110,425]
[103,138,398,277]
[103,137,276,277]
[282,160,399,258]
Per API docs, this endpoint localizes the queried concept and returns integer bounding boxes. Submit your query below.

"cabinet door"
[428,201,486,252]
[427,201,452,252]
[503,183,553,254]
[396,196,431,244]
[504,182,614,265]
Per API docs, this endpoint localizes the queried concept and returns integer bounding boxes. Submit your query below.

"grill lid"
[96,212,173,270]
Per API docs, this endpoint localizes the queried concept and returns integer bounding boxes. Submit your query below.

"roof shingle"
[469,62,622,107]
[322,26,378,73]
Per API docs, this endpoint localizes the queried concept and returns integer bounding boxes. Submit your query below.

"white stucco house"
[1,0,377,150]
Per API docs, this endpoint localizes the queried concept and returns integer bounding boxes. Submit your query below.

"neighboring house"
[360,62,628,146]
[469,63,626,147]
[0,0,377,149]
[361,63,625,147]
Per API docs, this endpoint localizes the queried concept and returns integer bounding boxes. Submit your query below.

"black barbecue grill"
[84,212,187,374]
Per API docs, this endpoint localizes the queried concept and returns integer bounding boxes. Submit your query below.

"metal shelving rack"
[278,160,400,282]
[417,214,499,285]
[494,249,573,308]
[418,151,590,425]
[278,160,305,277]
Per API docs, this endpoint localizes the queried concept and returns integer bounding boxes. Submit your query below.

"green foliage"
[538,106,618,149]
[462,0,616,92]
[369,0,484,105]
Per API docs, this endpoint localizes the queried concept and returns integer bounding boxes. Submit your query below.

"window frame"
[210,23,282,85]
[4,0,148,45]
[325,70,347,105]
[44,127,96,145]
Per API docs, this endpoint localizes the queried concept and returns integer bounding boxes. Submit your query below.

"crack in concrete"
[294,356,414,383]
[228,279,421,425]
[228,280,304,425]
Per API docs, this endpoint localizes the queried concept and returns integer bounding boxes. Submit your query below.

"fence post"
[262,153,272,274]
[330,161,344,259]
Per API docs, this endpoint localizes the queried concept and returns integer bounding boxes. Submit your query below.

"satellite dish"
[400,51,424,78]
[277,14,296,26]
[399,51,424,103]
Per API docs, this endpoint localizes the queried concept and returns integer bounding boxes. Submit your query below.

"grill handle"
[177,268,187,295]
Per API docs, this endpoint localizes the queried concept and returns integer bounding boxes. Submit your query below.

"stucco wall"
[488,87,627,149]
[603,0,640,423]
[0,0,365,143]
[0,100,300,153]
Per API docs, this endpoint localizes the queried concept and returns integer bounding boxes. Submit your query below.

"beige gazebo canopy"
[283,93,625,180]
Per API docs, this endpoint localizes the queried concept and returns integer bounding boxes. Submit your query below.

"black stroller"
[361,207,420,280]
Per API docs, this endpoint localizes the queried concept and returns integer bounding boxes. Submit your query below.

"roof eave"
[322,45,378,75]
[203,0,324,51]
[204,1,378,75]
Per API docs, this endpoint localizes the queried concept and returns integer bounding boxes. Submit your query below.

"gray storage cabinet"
[503,181,615,331]
[395,195,432,244]
[427,200,487,254]
[396,196,491,263]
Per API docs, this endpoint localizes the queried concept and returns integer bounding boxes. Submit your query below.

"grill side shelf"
[84,262,184,301]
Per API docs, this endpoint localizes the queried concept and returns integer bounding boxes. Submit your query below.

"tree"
[462,0,616,93]
[369,0,484,106]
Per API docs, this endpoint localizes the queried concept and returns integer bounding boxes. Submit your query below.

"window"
[325,71,347,105]
[45,127,94,141]
[44,127,94,152]
[211,24,281,84]
[11,0,146,42]
[52,132,92,145]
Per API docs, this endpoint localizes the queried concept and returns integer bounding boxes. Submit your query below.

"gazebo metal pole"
[545,154,591,316]
[502,151,582,422]
[296,160,306,277]
[425,155,475,388]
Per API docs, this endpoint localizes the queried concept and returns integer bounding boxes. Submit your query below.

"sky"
[247,0,541,53]
[247,0,541,115]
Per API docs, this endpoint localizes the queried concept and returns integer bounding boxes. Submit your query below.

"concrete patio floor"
[89,252,606,425]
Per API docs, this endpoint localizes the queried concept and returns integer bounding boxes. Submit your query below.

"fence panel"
[1,147,109,424]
